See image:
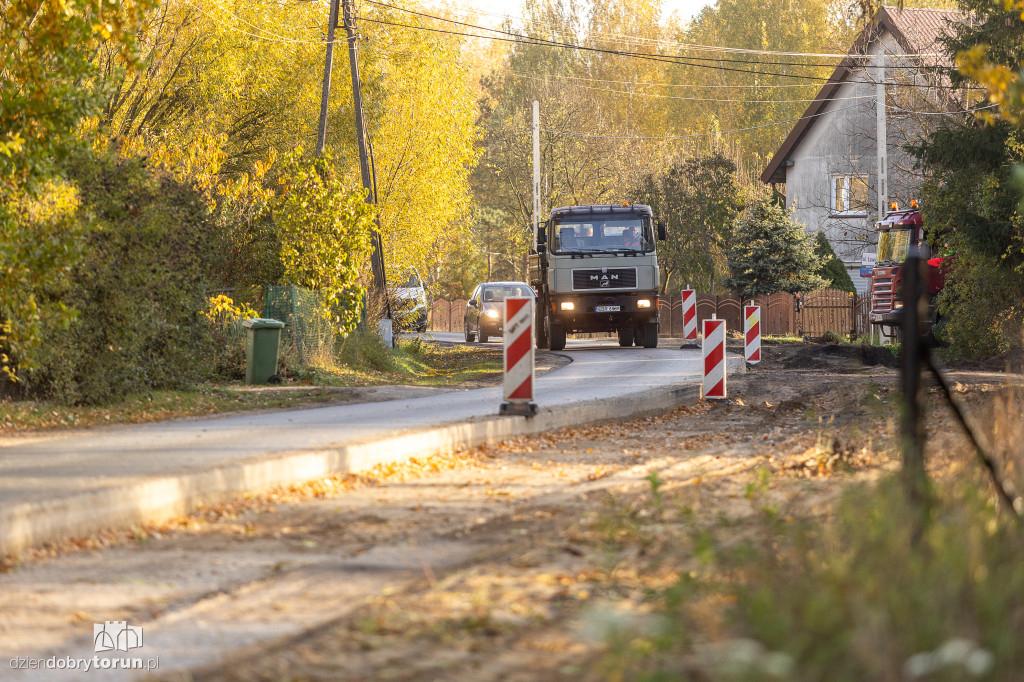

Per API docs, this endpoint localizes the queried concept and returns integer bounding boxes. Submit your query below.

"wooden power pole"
[316,0,385,293]
[315,0,340,157]
[342,0,385,293]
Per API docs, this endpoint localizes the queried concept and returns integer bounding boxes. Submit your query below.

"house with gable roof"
[760,6,965,293]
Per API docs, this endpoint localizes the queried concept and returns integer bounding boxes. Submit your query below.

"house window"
[831,175,868,215]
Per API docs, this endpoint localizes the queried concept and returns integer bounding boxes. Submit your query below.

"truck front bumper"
[549,292,658,332]
[869,309,902,325]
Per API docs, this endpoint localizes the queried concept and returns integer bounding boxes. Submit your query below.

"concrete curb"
[0,381,708,555]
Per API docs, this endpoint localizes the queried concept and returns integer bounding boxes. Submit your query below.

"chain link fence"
[262,285,339,365]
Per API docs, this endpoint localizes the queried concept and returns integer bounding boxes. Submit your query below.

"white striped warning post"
[681,289,697,342]
[744,304,761,364]
[502,297,535,406]
[702,318,726,399]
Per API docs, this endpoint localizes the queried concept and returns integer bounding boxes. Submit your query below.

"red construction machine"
[869,201,947,335]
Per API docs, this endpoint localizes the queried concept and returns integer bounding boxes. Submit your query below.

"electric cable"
[511,71,873,103]
[363,0,954,71]
[536,102,861,140]
[366,0,952,60]
[358,15,985,91]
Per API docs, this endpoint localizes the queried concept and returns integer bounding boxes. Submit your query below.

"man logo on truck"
[591,273,619,287]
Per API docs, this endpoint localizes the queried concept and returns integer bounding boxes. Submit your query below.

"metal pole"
[532,100,541,250]
[342,0,384,293]
[875,50,888,221]
[315,0,341,157]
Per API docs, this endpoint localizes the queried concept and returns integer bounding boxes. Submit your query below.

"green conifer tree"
[725,200,826,301]
[813,231,855,292]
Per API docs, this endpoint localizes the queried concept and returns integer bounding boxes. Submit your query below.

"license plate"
[595,305,620,313]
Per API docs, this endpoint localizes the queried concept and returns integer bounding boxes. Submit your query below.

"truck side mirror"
[537,225,547,244]
[657,220,667,241]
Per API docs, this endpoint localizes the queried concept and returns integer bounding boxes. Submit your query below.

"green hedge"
[26,151,226,404]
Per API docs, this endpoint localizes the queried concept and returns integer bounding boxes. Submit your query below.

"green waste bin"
[243,318,285,385]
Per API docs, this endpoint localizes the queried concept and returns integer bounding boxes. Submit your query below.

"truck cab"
[528,204,665,351]
[869,202,945,332]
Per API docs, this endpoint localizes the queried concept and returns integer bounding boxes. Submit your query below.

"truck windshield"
[552,217,651,254]
[876,228,911,265]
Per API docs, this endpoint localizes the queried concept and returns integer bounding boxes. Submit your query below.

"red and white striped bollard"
[744,304,761,364]
[681,288,697,343]
[702,317,726,399]
[500,297,538,416]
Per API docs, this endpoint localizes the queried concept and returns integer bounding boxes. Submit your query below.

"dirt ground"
[0,341,1014,681]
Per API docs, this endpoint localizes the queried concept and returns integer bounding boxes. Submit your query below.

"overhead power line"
[370,0,948,60]
[510,71,873,104]
[508,71,823,89]
[184,0,982,93]
[537,103,862,140]
[359,12,983,91]
[889,102,998,115]
[363,0,956,72]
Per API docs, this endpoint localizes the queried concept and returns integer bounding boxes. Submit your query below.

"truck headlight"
[893,301,904,309]
[560,301,575,311]
[637,299,651,308]
[484,308,500,319]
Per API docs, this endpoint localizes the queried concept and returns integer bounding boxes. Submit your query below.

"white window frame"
[830,175,868,216]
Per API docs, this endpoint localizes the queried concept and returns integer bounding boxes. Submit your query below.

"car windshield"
[481,285,532,302]
[876,229,911,265]
[552,217,651,254]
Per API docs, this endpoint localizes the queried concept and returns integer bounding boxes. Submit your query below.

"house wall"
[782,33,928,295]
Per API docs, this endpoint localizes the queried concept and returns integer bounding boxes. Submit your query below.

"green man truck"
[528,203,666,351]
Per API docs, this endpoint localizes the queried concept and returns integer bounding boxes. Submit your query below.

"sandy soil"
[0,342,1015,681]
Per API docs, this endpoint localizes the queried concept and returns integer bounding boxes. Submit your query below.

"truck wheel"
[549,322,566,351]
[536,309,549,349]
[617,327,633,347]
[641,322,658,348]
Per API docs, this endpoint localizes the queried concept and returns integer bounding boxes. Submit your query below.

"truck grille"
[572,267,637,290]
[872,276,893,312]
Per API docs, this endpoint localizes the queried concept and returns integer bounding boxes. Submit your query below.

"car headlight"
[484,308,500,319]
[637,299,651,308]
[560,301,575,311]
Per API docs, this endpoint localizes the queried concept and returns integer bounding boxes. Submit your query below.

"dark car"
[464,281,534,343]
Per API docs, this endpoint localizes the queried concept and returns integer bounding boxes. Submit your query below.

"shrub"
[25,151,226,404]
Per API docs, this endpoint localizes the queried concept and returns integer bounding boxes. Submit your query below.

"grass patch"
[0,333,502,434]
[289,333,502,388]
[0,386,348,433]
[587,387,1024,682]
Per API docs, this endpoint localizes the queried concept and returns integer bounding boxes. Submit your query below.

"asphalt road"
[0,334,725,521]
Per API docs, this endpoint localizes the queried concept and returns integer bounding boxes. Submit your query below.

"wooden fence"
[429,289,870,340]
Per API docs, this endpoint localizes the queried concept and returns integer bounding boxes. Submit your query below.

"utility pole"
[315,0,340,157]
[532,100,541,251]
[342,0,385,293]
[875,50,888,221]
